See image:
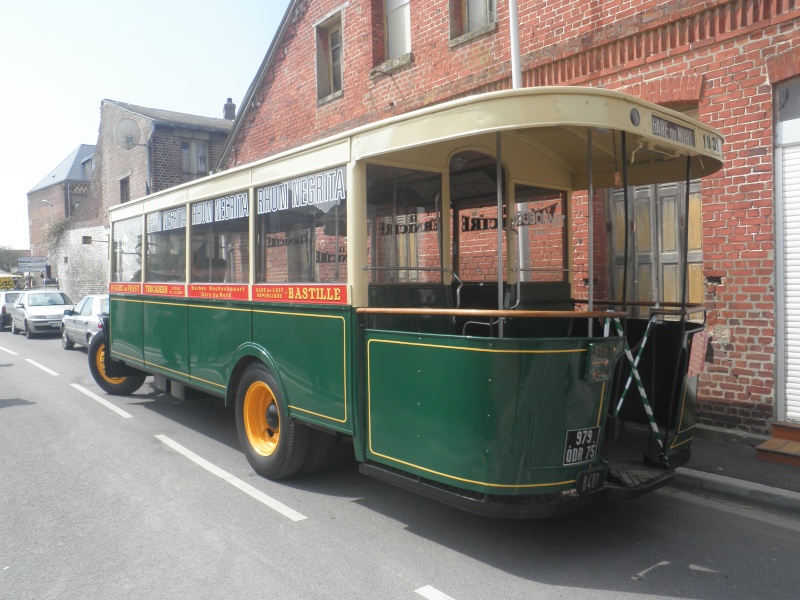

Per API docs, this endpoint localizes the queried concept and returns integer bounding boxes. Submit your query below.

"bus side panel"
[187,302,250,394]
[364,331,616,494]
[252,307,352,434]
[143,299,188,381]
[109,296,145,366]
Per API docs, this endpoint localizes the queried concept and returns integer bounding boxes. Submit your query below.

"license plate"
[50,322,61,328]
[563,426,600,465]
[575,466,605,496]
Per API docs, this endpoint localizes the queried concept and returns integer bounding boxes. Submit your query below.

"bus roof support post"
[587,129,594,335]
[496,131,504,337]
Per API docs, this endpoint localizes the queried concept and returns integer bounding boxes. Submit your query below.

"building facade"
[217,0,800,435]
[28,100,234,302]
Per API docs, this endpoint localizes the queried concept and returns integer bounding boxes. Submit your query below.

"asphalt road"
[1,329,799,600]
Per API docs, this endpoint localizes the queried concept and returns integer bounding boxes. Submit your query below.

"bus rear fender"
[226,343,286,410]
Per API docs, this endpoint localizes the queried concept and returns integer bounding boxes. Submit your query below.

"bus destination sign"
[651,115,695,147]
[253,284,348,305]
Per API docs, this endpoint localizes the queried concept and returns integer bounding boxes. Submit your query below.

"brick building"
[28,100,234,302]
[26,145,95,284]
[216,0,800,435]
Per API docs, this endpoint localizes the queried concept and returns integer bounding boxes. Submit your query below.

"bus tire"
[88,332,146,396]
[300,429,337,474]
[236,364,309,480]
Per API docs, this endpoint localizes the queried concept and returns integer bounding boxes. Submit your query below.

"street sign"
[18,256,48,271]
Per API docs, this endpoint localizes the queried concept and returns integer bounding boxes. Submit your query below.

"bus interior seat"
[367,284,452,333]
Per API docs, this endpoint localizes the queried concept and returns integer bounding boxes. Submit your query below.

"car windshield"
[5,293,20,303]
[29,292,72,306]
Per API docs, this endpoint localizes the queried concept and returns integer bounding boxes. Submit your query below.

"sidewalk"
[670,428,800,514]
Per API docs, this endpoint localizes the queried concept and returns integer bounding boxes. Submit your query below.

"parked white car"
[61,294,108,350]
[0,290,22,330]
[11,289,75,338]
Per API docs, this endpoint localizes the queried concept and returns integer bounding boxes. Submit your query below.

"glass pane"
[387,1,410,59]
[256,167,348,284]
[660,195,677,252]
[146,207,187,282]
[111,217,143,282]
[514,185,567,282]
[467,0,491,31]
[191,192,250,283]
[635,198,652,253]
[688,191,702,253]
[366,164,442,284]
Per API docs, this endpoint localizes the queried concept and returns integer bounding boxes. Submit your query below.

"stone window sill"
[449,21,497,49]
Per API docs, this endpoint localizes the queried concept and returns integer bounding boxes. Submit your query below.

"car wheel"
[24,321,35,339]
[11,321,19,335]
[62,327,75,350]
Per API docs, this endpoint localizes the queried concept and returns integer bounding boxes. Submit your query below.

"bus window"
[111,216,143,283]
[255,167,348,284]
[513,185,567,283]
[145,206,187,282]
[449,151,506,284]
[366,164,443,284]
[190,192,249,283]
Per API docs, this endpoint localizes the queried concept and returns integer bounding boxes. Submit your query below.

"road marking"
[0,346,18,355]
[25,359,59,376]
[416,586,455,600]
[689,564,719,573]
[632,561,670,580]
[154,434,307,522]
[71,383,133,419]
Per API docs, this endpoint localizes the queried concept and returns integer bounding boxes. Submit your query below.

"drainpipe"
[509,0,522,89]
[146,122,156,194]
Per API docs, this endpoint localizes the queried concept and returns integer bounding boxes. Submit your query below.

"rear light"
[98,321,103,329]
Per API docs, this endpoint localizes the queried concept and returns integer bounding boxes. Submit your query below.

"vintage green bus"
[90,87,724,517]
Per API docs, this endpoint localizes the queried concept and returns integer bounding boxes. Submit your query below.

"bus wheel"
[300,429,337,474]
[88,332,146,396]
[236,364,309,479]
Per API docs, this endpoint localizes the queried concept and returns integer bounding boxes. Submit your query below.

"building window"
[120,177,130,204]
[386,0,410,60]
[182,141,207,182]
[316,14,343,101]
[450,0,496,41]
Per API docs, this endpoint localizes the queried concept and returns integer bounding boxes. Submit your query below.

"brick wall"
[221,0,800,435]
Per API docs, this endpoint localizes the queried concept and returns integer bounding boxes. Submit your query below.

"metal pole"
[587,129,594,335]
[497,132,504,337]
[508,0,522,89]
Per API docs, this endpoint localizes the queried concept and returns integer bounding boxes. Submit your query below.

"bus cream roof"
[110,87,723,220]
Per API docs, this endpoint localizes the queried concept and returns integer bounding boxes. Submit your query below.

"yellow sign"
[0,277,14,291]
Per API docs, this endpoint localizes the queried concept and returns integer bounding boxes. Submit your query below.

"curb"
[672,467,800,514]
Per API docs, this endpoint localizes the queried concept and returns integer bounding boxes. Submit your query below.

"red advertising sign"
[143,283,186,297]
[253,284,348,305]
[188,284,249,301]
[109,282,142,294]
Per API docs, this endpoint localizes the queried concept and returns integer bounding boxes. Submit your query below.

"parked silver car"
[1,290,22,330]
[11,289,75,338]
[61,294,109,350]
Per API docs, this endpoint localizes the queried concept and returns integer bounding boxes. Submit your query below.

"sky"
[0,0,292,250]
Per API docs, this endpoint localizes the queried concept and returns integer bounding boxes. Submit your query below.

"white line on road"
[416,585,456,600]
[632,560,670,580]
[154,434,307,522]
[0,346,18,355]
[71,383,133,419]
[25,358,59,376]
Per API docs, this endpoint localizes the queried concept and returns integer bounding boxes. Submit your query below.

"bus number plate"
[563,427,600,466]
[575,466,605,496]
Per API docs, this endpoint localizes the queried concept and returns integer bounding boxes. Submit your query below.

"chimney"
[223,98,236,120]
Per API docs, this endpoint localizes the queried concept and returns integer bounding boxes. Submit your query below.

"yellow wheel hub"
[96,342,127,385]
[243,381,280,456]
